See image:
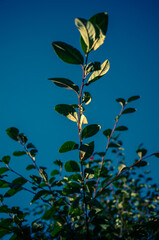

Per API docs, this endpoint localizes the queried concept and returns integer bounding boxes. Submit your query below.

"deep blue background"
[0,0,159,212]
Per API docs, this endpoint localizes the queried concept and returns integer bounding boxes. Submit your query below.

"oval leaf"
[1,156,11,165]
[122,108,136,114]
[87,60,110,85]
[59,141,78,153]
[64,160,80,172]
[6,127,19,141]
[75,18,96,53]
[127,95,140,103]
[55,104,78,122]
[52,41,84,65]
[115,126,128,131]
[49,78,79,95]
[81,124,101,139]
[103,129,112,138]
[13,151,26,157]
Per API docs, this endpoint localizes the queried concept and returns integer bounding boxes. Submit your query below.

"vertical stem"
[78,54,89,238]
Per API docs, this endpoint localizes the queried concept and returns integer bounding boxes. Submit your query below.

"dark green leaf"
[12,177,27,186]
[30,175,41,184]
[30,149,38,157]
[64,160,80,172]
[103,129,111,138]
[52,41,84,64]
[122,108,136,114]
[26,164,36,170]
[6,127,19,141]
[55,104,78,122]
[86,60,110,85]
[4,187,22,198]
[136,148,147,158]
[135,160,148,167]
[80,141,94,160]
[81,124,101,139]
[27,143,36,149]
[0,180,9,188]
[127,95,140,103]
[108,142,120,148]
[50,170,59,176]
[13,151,26,157]
[85,62,101,76]
[82,92,92,105]
[59,141,78,153]
[0,167,9,175]
[53,159,63,168]
[154,152,159,158]
[31,190,49,204]
[1,156,11,165]
[19,133,28,144]
[115,126,128,131]
[89,12,108,36]
[49,78,79,94]
[116,98,126,106]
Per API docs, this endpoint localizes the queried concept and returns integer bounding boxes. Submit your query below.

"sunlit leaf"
[81,124,101,139]
[82,92,92,106]
[85,62,101,76]
[49,78,79,95]
[86,60,110,85]
[55,104,78,122]
[52,41,84,65]
[118,164,127,172]
[39,168,48,182]
[75,18,96,53]
[80,114,88,129]
[59,141,78,153]
[64,160,80,172]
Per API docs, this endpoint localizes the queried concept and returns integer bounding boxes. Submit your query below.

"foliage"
[0,12,159,240]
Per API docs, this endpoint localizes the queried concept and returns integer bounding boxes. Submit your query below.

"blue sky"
[0,0,159,209]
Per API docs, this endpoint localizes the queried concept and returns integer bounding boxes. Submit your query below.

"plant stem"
[93,104,124,197]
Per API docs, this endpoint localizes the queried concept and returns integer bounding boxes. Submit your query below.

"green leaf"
[81,124,101,139]
[82,92,92,105]
[30,175,41,184]
[89,12,108,51]
[1,156,11,165]
[39,168,48,182]
[31,190,49,204]
[118,164,127,172]
[85,62,101,76]
[52,41,84,65]
[86,60,110,85]
[19,133,28,144]
[50,170,59,176]
[115,126,128,131]
[75,18,96,53]
[26,164,36,170]
[116,98,126,106]
[0,167,9,175]
[13,151,26,157]
[12,177,27,186]
[103,129,112,138]
[135,160,148,167]
[127,95,141,103]
[154,152,159,158]
[53,159,63,168]
[64,160,80,172]
[55,104,78,122]
[49,78,79,94]
[80,114,88,128]
[6,127,19,141]
[80,141,94,160]
[136,148,147,158]
[108,142,120,148]
[59,141,78,153]
[122,108,136,114]
[27,143,36,149]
